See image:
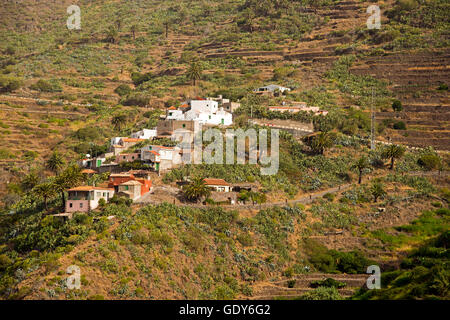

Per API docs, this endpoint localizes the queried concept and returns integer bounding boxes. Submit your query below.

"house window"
[69,203,73,208]
[103,192,106,197]
[80,203,83,208]
[209,115,211,119]
[125,186,129,191]
[182,124,186,128]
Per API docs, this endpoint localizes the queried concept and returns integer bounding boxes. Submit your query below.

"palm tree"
[21,169,40,191]
[352,156,370,184]
[47,151,65,175]
[186,61,203,87]
[34,182,56,211]
[370,181,386,203]
[241,9,256,32]
[112,113,127,131]
[115,18,122,32]
[130,24,138,40]
[55,165,83,210]
[381,144,405,170]
[183,177,211,203]
[106,26,118,44]
[304,132,334,155]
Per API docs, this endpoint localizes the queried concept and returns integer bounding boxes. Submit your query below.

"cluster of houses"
[64,170,153,216]
[58,89,329,218]
[80,97,240,176]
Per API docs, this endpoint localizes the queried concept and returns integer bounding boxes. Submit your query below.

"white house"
[131,128,157,140]
[166,107,184,120]
[254,84,291,95]
[203,179,232,192]
[165,99,233,126]
[111,137,126,146]
[65,186,115,213]
[141,145,182,172]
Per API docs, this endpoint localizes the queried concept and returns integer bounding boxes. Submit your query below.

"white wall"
[131,129,157,140]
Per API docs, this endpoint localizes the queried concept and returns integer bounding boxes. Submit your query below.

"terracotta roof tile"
[68,186,114,192]
[203,178,231,186]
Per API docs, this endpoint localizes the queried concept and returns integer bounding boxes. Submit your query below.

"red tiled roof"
[149,150,160,156]
[110,173,135,178]
[203,178,231,186]
[68,186,114,192]
[168,106,177,110]
[81,169,96,174]
[122,138,145,143]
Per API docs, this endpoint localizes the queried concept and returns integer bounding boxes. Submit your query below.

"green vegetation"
[355,225,449,300]
[302,238,374,274]
[183,177,211,203]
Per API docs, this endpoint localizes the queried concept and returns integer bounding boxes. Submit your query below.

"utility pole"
[371,87,375,150]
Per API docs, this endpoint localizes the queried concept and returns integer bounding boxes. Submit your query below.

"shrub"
[74,126,103,141]
[437,83,448,91]
[0,75,23,92]
[131,72,153,86]
[114,84,132,97]
[299,287,343,300]
[392,99,403,112]
[30,79,62,92]
[417,153,441,171]
[310,278,347,289]
[393,121,406,130]
[121,93,150,107]
[236,232,253,247]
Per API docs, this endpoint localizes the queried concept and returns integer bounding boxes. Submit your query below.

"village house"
[81,168,97,176]
[207,95,241,113]
[81,153,113,169]
[117,180,143,201]
[140,145,182,173]
[110,137,145,156]
[107,172,152,197]
[127,170,152,180]
[65,186,115,213]
[111,137,126,146]
[253,84,291,96]
[156,119,200,138]
[166,99,233,126]
[111,144,127,156]
[119,138,146,149]
[203,178,232,192]
[115,153,141,164]
[131,128,157,140]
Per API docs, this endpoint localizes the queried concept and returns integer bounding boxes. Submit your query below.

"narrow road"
[134,170,448,210]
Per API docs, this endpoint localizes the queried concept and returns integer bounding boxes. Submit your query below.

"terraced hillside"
[0,0,448,193]
[351,49,450,150]
[246,273,368,300]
